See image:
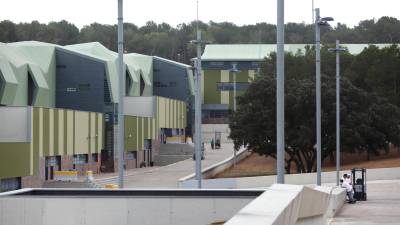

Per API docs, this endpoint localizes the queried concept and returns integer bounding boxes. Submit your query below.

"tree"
[229,72,400,173]
[0,20,17,42]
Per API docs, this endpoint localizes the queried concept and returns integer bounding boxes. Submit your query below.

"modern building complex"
[0,41,194,191]
[200,44,392,122]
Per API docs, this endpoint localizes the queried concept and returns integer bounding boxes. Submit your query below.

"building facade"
[0,41,194,191]
[200,44,392,123]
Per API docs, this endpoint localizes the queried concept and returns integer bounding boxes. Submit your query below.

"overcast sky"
[1,0,399,28]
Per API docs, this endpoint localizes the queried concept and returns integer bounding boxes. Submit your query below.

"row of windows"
[66,84,91,92]
[216,82,251,91]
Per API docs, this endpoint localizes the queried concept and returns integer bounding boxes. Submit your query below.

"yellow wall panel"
[38,108,43,157]
[57,109,64,155]
[66,110,74,155]
[48,109,54,156]
[89,112,96,153]
[74,111,89,154]
[248,70,255,82]
[221,70,230,104]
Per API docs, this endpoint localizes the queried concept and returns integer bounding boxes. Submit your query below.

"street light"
[329,40,346,186]
[189,1,211,188]
[276,0,285,184]
[229,63,240,167]
[315,8,333,186]
[117,0,125,188]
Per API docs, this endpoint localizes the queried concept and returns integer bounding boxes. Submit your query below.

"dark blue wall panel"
[55,49,108,113]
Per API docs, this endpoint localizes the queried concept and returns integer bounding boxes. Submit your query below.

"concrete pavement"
[94,143,236,188]
[330,180,400,225]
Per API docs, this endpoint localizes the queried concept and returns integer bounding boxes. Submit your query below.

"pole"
[195,30,203,189]
[315,8,322,186]
[233,64,237,167]
[117,0,125,188]
[276,0,285,184]
[312,0,315,24]
[336,40,340,186]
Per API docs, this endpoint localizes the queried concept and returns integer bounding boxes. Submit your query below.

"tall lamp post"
[229,63,240,167]
[276,0,285,184]
[329,40,346,186]
[117,0,125,188]
[315,8,333,186]
[190,1,210,188]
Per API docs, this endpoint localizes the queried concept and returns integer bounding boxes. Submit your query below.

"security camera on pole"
[329,40,346,186]
[315,8,334,186]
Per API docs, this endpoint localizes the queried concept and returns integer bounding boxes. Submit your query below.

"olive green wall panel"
[203,70,222,104]
[96,114,103,152]
[0,143,31,179]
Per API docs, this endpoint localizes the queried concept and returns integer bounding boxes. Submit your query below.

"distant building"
[0,41,194,191]
[200,43,393,122]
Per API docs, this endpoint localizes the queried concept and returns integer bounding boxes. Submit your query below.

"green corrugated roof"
[201,44,394,61]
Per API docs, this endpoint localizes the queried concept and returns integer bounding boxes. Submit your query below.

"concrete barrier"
[182,167,400,189]
[178,148,250,188]
[225,184,345,225]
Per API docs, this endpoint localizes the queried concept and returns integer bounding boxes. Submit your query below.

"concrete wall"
[0,191,255,225]
[124,96,155,117]
[0,106,31,142]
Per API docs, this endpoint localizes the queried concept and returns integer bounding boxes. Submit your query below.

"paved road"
[330,180,400,225]
[94,143,236,188]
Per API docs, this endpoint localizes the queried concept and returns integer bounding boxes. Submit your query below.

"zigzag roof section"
[0,42,54,107]
[201,43,395,61]
[125,53,153,96]
[63,42,119,102]
[63,42,155,100]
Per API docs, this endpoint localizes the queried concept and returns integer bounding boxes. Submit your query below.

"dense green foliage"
[1,17,400,64]
[230,46,400,173]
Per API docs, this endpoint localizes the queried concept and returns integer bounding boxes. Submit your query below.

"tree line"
[1,16,400,64]
[230,45,400,173]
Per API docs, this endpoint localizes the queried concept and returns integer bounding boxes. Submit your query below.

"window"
[78,84,91,91]
[216,82,250,91]
[66,87,77,92]
[126,71,132,96]
[92,153,99,162]
[210,62,224,67]
[27,71,35,105]
[140,74,145,96]
[0,177,21,192]
[73,154,88,165]
[56,65,66,69]
[127,151,137,160]
[169,81,177,87]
